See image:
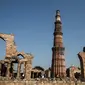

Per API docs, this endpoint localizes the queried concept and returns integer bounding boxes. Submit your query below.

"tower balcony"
[54,21,62,24]
[52,47,65,51]
[53,32,63,36]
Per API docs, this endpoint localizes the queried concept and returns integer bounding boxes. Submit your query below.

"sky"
[0,0,85,69]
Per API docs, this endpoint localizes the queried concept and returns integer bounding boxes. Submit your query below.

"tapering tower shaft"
[51,10,66,78]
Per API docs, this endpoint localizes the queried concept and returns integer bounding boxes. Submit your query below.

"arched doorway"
[12,58,19,78]
[17,54,25,79]
[9,54,25,79]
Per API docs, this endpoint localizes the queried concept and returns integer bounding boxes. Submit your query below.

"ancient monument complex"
[0,10,85,85]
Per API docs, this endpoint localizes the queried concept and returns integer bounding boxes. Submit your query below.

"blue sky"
[0,0,85,69]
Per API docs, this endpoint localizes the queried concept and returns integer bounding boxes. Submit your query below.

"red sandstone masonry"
[51,10,66,78]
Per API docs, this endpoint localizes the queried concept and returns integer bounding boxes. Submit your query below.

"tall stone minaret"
[51,10,66,78]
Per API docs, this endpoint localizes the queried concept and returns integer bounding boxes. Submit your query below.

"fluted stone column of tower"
[51,10,66,78]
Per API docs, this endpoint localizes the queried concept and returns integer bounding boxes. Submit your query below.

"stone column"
[48,70,51,78]
[23,62,26,78]
[6,62,10,79]
[17,62,21,79]
[24,54,33,80]
[25,60,32,80]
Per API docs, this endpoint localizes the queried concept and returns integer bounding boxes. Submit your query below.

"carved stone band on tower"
[51,10,66,78]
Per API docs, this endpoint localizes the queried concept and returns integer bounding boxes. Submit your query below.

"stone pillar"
[48,70,51,78]
[23,62,26,78]
[17,62,21,79]
[6,62,10,79]
[25,59,32,80]
[78,50,85,79]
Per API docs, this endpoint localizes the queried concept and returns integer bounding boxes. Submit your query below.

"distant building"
[66,65,81,79]
[31,66,44,78]
[45,68,51,78]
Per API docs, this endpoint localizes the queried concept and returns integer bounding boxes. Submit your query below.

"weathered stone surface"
[0,33,33,80]
[78,47,85,79]
[51,10,66,78]
[0,33,17,58]
[0,80,85,85]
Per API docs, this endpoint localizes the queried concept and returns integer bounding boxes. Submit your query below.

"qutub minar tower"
[51,10,66,78]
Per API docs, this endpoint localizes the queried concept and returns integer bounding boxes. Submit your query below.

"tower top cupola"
[55,10,61,22]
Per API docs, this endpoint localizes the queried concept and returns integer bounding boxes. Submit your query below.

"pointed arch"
[0,37,5,41]
[17,54,24,59]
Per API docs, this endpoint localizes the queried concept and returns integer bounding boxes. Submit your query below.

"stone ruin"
[78,47,85,80]
[0,33,33,80]
[0,34,85,84]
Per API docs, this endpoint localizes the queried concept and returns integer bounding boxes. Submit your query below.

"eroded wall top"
[0,33,17,58]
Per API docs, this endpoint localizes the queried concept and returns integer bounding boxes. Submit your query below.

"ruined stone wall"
[0,80,85,85]
[0,33,17,58]
[0,33,33,80]
[78,52,85,79]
